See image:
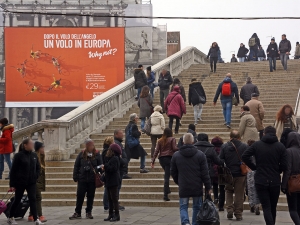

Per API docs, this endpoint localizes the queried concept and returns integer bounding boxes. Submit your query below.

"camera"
[84,166,91,171]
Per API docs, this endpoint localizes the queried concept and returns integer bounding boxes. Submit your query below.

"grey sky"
[152,0,300,62]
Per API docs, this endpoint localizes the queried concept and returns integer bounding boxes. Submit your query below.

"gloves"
[281,188,287,194]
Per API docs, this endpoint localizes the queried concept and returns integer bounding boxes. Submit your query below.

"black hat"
[297,42,299,45]
[146,66,151,71]
[138,64,143,68]
[251,93,259,97]
[271,37,275,40]
[0,118,8,125]
[34,141,45,151]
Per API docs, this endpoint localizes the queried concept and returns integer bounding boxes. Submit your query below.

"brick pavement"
[0,206,294,225]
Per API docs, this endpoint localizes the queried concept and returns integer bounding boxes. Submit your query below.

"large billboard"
[5,27,125,107]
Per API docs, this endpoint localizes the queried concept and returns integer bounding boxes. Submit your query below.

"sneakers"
[7,218,18,225]
[34,219,44,225]
[28,216,34,222]
[198,117,203,121]
[227,212,233,219]
[194,123,197,126]
[39,216,47,223]
[226,124,231,129]
[86,212,93,219]
[140,168,149,173]
[69,213,81,220]
[119,205,125,211]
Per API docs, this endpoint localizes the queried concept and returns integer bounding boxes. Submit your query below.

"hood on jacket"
[179,144,198,157]
[261,133,278,144]
[286,132,300,148]
[240,111,251,118]
[173,86,180,93]
[134,68,143,75]
[211,137,223,147]
[194,141,214,147]
[252,33,258,38]
[187,129,197,137]
[154,105,162,112]
[223,77,232,83]
[2,124,14,131]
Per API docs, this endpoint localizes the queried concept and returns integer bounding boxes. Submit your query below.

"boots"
[110,214,120,222]
[104,214,114,221]
[163,185,170,201]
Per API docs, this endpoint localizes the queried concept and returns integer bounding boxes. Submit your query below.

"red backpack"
[222,83,231,96]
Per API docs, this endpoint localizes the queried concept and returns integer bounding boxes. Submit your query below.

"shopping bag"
[197,195,220,225]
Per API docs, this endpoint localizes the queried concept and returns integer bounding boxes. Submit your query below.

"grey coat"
[138,95,153,118]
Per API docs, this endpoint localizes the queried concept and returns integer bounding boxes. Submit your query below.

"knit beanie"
[110,143,122,156]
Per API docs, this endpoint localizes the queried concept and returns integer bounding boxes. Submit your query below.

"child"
[28,141,47,223]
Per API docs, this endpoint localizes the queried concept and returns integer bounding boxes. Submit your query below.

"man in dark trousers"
[278,34,291,71]
[248,33,260,61]
[171,133,211,225]
[213,73,239,129]
[158,69,173,113]
[267,37,278,72]
[134,64,147,100]
[240,77,260,105]
[242,126,288,225]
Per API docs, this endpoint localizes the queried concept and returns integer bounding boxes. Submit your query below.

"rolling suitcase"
[4,194,30,219]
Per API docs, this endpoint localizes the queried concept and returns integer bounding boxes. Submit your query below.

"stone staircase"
[1,60,300,210]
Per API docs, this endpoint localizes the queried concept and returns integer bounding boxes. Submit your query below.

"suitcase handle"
[2,190,15,204]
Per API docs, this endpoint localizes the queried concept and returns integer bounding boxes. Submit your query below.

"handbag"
[193,88,206,104]
[218,165,233,185]
[288,174,300,194]
[231,141,251,175]
[142,118,151,136]
[91,165,104,188]
[232,96,238,106]
[126,126,140,148]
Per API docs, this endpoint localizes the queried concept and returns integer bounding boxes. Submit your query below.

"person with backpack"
[164,86,186,134]
[248,33,260,61]
[70,139,102,220]
[177,124,197,148]
[207,42,220,73]
[0,117,13,180]
[158,69,173,113]
[237,43,249,62]
[151,128,178,201]
[278,34,292,71]
[137,86,153,130]
[257,45,266,61]
[125,113,149,173]
[267,37,278,72]
[188,78,206,125]
[213,73,239,129]
[133,65,147,100]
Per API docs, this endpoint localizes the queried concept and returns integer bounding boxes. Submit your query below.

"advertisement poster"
[5,27,125,107]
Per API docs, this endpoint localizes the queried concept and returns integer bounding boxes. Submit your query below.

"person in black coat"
[70,139,102,220]
[207,42,220,73]
[249,33,260,61]
[188,78,206,125]
[219,130,248,221]
[103,144,122,222]
[237,43,249,62]
[133,65,147,99]
[194,133,224,203]
[282,132,300,225]
[158,69,173,113]
[240,77,260,105]
[242,126,288,225]
[177,124,197,148]
[171,133,211,225]
[267,37,278,72]
[125,113,148,173]
[8,139,42,225]
[230,54,238,63]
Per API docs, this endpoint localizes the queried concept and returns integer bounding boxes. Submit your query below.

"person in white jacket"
[149,105,165,157]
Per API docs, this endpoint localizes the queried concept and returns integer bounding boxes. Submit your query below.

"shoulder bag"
[126,125,140,148]
[142,118,151,136]
[288,174,300,194]
[231,141,251,175]
[193,88,206,104]
[144,97,154,114]
[218,165,233,185]
[89,160,104,188]
[166,93,178,113]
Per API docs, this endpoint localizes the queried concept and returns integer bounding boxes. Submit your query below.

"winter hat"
[34,141,45,151]
[173,86,180,93]
[138,64,143,68]
[271,37,275,41]
[251,93,259,97]
[146,66,151,71]
[0,118,8,125]
[85,138,94,144]
[154,105,162,112]
[297,42,299,45]
[110,143,122,155]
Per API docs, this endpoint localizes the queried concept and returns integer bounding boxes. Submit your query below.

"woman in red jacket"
[0,118,13,180]
[164,86,186,134]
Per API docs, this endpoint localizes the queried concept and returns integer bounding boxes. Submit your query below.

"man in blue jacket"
[213,73,239,129]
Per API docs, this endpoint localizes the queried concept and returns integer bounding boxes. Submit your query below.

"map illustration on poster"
[5,27,125,107]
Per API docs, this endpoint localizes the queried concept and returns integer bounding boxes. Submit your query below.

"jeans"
[210,57,218,71]
[221,98,232,125]
[150,135,162,158]
[193,104,203,123]
[10,184,38,221]
[258,57,264,61]
[159,156,172,196]
[225,176,246,218]
[107,186,119,215]
[137,87,142,99]
[179,197,203,225]
[268,57,276,71]
[238,57,245,62]
[250,47,258,61]
[160,89,169,112]
[256,184,280,225]
[169,116,180,133]
[128,154,146,169]
[0,153,12,178]
[286,192,300,225]
[140,117,146,130]
[280,53,288,70]
[75,182,96,214]
[148,83,154,99]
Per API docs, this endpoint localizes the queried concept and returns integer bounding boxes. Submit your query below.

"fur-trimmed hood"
[2,124,14,131]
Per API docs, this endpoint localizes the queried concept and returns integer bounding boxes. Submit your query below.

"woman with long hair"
[70,139,102,220]
[103,144,122,222]
[207,42,220,73]
[8,139,43,225]
[274,104,298,139]
[151,128,178,201]
[138,85,153,130]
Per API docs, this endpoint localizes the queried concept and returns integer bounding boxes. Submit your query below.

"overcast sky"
[151,0,300,62]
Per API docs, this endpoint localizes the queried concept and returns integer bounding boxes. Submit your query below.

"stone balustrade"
[12,46,208,161]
